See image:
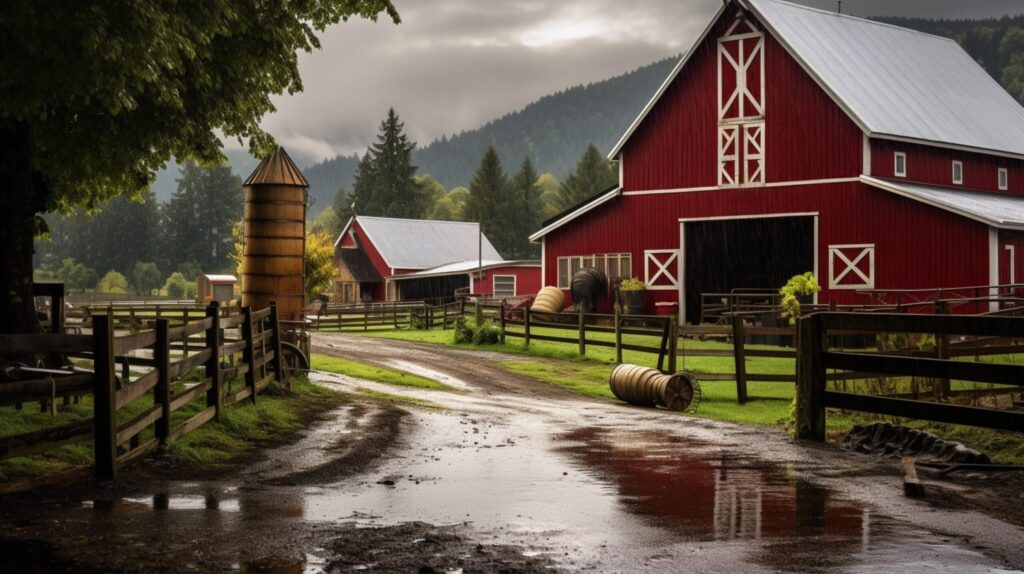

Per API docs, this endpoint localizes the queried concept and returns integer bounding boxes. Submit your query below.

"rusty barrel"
[531,286,567,313]
[241,148,308,323]
[609,364,696,411]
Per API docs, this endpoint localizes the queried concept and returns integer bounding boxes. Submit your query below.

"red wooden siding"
[474,266,542,297]
[621,7,862,191]
[871,140,1024,196]
[350,220,392,300]
[543,182,990,310]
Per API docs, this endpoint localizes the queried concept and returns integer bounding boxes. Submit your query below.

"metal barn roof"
[353,216,503,270]
[862,176,1024,230]
[611,0,1024,159]
[394,259,539,280]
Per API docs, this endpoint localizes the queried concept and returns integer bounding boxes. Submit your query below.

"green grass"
[0,373,339,482]
[311,354,452,390]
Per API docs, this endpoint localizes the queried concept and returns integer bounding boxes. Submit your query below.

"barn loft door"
[718,18,765,188]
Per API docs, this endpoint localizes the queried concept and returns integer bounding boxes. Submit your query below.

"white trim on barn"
[1007,244,1017,285]
[540,237,547,286]
[529,187,621,242]
[827,244,875,290]
[621,177,859,197]
[644,250,680,291]
[990,227,1000,312]
[493,275,517,298]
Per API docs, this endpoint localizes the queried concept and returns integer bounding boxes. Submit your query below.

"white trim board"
[679,211,818,223]
[861,175,1024,231]
[621,177,859,197]
[492,274,517,298]
[989,228,999,312]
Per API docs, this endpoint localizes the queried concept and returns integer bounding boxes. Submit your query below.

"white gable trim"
[333,217,356,248]
[529,187,621,242]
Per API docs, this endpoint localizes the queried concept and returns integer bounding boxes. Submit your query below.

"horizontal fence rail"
[0,301,285,479]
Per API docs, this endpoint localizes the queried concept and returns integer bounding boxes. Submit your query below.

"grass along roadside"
[311,354,454,391]
[0,375,339,482]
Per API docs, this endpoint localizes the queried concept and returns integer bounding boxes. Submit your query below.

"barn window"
[894,152,906,177]
[999,168,1009,190]
[493,275,516,298]
[828,244,875,290]
[717,18,765,187]
[558,254,632,288]
[644,250,679,291]
[952,161,963,185]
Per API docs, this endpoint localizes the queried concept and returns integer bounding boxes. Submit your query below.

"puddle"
[382,359,476,391]
[239,553,325,574]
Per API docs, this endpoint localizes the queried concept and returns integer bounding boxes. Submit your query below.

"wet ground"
[1,332,1023,572]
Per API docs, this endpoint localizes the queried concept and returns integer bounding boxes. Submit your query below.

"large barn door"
[718,18,765,188]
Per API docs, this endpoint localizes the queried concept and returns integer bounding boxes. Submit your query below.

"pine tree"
[507,157,542,259]
[354,108,424,218]
[163,161,242,273]
[558,144,617,209]
[466,146,512,258]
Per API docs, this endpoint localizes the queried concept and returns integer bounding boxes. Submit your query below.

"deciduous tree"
[0,0,399,334]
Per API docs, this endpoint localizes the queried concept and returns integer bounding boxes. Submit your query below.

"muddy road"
[2,332,1023,573]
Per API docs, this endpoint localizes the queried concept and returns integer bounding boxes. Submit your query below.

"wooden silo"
[241,147,308,323]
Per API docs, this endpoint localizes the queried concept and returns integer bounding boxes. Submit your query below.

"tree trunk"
[0,123,45,338]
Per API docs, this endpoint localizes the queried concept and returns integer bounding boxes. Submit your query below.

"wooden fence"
[0,302,283,479]
[65,302,238,334]
[310,299,496,332]
[795,312,1024,440]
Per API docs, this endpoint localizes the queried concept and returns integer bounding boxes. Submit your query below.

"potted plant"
[618,277,647,315]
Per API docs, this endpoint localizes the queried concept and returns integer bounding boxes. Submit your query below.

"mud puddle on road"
[292,409,1008,572]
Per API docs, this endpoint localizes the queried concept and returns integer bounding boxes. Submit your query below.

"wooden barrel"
[531,286,567,313]
[609,364,697,411]
[241,148,308,323]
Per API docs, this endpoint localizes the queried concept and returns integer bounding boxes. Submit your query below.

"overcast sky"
[255,0,1024,165]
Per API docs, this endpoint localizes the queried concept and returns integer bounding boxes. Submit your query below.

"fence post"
[269,301,287,390]
[614,306,623,364]
[795,314,826,441]
[475,300,483,326]
[668,315,678,373]
[499,301,506,344]
[524,306,531,346]
[92,313,117,480]
[443,303,449,329]
[155,319,171,446]
[578,307,586,356]
[460,297,466,319]
[934,299,950,399]
[205,301,222,422]
[241,306,257,404]
[732,314,749,404]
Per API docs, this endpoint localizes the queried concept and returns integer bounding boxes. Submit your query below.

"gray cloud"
[256,0,1024,165]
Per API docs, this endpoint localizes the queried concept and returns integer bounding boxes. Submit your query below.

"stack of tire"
[570,267,608,313]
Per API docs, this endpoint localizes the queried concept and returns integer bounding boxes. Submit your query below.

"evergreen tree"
[353,108,424,218]
[466,147,513,258]
[558,144,617,209]
[507,157,542,259]
[332,186,356,223]
[163,162,242,273]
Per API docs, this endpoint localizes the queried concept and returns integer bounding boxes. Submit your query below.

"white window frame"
[828,244,875,290]
[894,152,906,178]
[998,168,1009,191]
[557,254,633,289]
[952,161,963,185]
[644,250,680,291]
[493,275,516,298]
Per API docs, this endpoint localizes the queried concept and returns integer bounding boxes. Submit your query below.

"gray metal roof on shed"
[611,0,1024,159]
[862,176,1024,230]
[352,216,503,270]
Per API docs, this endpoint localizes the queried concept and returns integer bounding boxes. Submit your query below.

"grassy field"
[0,374,339,482]
[311,354,453,390]
[352,323,1024,464]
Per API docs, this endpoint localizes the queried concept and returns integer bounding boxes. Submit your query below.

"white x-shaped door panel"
[828,244,875,289]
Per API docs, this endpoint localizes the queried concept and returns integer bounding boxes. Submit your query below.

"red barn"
[333,215,540,303]
[531,0,1024,322]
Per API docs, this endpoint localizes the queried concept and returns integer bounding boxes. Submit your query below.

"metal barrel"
[609,364,696,411]
[531,286,567,313]
[241,148,309,324]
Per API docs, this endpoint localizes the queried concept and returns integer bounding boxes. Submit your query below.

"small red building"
[333,215,540,302]
[532,0,1024,322]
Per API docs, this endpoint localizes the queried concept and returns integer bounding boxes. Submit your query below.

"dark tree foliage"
[558,144,617,210]
[163,162,243,274]
[506,157,543,259]
[0,0,399,334]
[352,108,426,218]
[465,147,512,258]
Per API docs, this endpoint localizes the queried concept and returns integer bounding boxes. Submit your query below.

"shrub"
[131,262,162,295]
[163,272,189,299]
[452,316,474,344]
[619,277,646,291]
[472,320,500,345]
[779,272,821,325]
[96,270,129,293]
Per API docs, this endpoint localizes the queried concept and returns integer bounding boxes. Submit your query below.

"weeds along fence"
[795,312,1024,440]
[0,302,284,479]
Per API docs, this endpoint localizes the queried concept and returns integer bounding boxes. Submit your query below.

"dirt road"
[1,332,1023,572]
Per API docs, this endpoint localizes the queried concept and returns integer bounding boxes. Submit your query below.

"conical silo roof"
[243,147,309,187]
